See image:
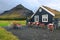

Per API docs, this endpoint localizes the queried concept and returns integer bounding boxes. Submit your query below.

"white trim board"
[31,6,55,18]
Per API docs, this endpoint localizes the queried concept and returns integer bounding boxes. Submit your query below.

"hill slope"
[0,4,33,20]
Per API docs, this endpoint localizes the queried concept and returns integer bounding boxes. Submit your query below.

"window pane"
[36,18,39,21]
[43,18,47,21]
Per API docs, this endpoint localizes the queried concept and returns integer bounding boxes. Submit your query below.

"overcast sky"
[0,0,60,13]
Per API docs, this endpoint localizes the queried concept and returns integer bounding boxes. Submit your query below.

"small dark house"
[27,6,55,25]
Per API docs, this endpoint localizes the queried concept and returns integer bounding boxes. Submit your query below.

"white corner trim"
[41,6,55,16]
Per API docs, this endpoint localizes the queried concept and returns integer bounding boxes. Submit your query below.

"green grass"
[0,27,19,40]
[0,20,26,26]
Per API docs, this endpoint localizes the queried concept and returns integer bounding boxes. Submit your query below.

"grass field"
[0,20,26,26]
[0,27,19,40]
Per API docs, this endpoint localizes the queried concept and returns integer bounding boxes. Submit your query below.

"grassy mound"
[0,27,19,40]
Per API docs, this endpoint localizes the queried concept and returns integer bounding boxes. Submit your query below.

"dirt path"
[3,26,60,40]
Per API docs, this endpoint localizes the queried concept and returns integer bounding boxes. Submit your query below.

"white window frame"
[34,15,39,22]
[42,14,48,22]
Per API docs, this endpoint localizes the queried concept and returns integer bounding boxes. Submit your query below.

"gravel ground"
[3,26,60,40]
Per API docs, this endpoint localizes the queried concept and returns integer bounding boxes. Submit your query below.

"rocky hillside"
[0,4,33,20]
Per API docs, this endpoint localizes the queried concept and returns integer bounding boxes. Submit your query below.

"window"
[58,21,60,27]
[43,18,47,21]
[39,8,42,12]
[34,15,39,22]
[42,14,48,22]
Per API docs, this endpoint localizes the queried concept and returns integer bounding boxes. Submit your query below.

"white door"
[34,15,39,22]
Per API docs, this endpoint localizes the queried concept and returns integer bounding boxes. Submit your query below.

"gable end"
[31,6,55,18]
[41,6,55,16]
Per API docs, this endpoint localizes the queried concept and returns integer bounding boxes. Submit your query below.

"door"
[34,15,39,22]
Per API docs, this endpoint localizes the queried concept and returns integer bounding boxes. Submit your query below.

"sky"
[0,0,60,13]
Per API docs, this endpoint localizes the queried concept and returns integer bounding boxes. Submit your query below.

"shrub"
[39,23,45,28]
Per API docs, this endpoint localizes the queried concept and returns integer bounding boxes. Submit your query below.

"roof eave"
[40,6,55,16]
